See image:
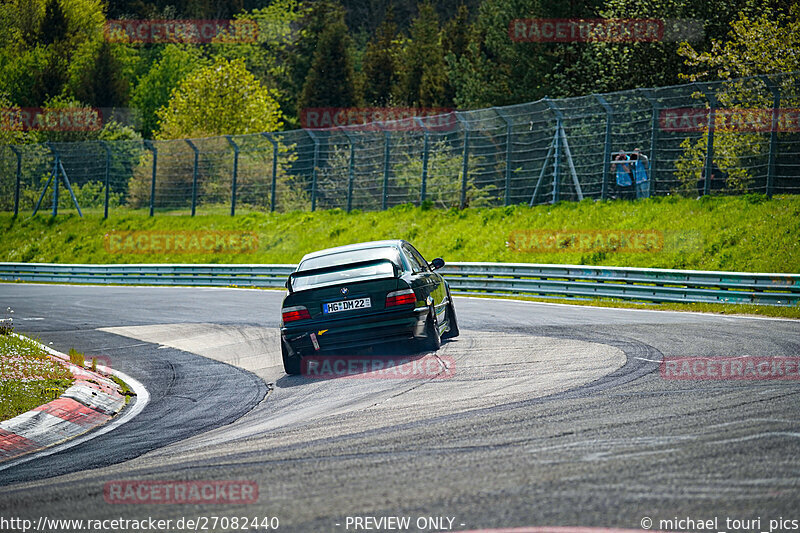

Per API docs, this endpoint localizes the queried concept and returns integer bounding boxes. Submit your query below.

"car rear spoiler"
[285,258,400,294]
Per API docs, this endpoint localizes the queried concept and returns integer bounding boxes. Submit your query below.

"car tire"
[419,306,442,352]
[282,339,301,375]
[442,299,459,339]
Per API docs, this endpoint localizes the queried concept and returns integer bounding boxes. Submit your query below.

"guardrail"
[441,263,800,306]
[0,263,296,288]
[0,262,798,306]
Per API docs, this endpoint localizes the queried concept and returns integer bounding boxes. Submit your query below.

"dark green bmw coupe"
[279,240,459,375]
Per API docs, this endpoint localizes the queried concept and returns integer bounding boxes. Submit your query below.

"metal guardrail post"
[99,141,111,219]
[544,99,563,204]
[225,136,239,216]
[494,108,514,206]
[698,84,718,197]
[376,122,390,210]
[306,129,319,211]
[262,133,278,212]
[455,114,470,209]
[764,77,780,198]
[185,139,200,216]
[593,94,613,200]
[338,127,357,212]
[9,145,21,217]
[414,117,430,204]
[144,141,157,217]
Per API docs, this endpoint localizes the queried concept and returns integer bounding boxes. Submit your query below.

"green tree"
[361,5,401,106]
[396,2,448,107]
[39,0,67,45]
[580,0,758,94]
[0,94,33,146]
[156,57,282,139]
[673,5,800,195]
[678,3,800,80]
[0,0,44,47]
[298,16,358,109]
[284,0,342,122]
[211,0,305,125]
[130,45,208,138]
[65,38,138,108]
[0,0,106,106]
[441,3,470,105]
[444,0,555,108]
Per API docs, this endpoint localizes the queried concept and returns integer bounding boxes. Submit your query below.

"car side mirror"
[429,258,445,270]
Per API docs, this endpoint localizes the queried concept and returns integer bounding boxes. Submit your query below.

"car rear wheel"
[282,339,301,375]
[442,299,459,339]
[418,307,442,352]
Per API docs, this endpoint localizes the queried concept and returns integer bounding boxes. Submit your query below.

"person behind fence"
[630,148,650,199]
[610,151,634,199]
[696,160,728,197]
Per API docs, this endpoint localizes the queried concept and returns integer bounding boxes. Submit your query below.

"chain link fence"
[2,72,798,217]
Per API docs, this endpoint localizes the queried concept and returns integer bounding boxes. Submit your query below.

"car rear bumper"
[281,306,429,355]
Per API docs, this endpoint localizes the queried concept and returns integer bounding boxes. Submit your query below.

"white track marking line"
[457,295,799,321]
[710,431,800,444]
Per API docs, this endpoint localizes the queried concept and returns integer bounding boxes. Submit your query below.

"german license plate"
[323,298,371,314]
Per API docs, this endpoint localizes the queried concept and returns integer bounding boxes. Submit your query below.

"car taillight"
[386,289,416,307]
[282,305,311,323]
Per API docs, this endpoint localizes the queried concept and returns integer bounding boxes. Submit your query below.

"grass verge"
[0,332,74,422]
[0,194,798,273]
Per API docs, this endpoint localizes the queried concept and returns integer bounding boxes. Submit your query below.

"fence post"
[593,94,613,200]
[9,146,21,217]
[376,122,390,210]
[698,84,717,196]
[185,139,200,216]
[455,113,470,209]
[225,136,239,216]
[544,99,563,204]
[145,140,157,216]
[764,77,780,198]
[99,141,111,219]
[306,129,319,211]
[46,143,60,216]
[262,133,278,212]
[494,107,514,206]
[639,89,659,196]
[414,117,430,204]
[337,128,357,212]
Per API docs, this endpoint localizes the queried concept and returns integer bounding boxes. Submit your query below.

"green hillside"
[1,195,798,274]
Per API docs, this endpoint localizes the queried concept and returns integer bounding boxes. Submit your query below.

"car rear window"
[291,261,395,291]
[298,247,402,272]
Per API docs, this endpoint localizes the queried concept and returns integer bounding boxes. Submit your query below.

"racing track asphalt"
[0,283,798,532]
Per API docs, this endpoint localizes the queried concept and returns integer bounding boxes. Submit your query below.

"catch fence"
[1,72,798,217]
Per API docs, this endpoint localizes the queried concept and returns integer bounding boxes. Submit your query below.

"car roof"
[300,240,408,262]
